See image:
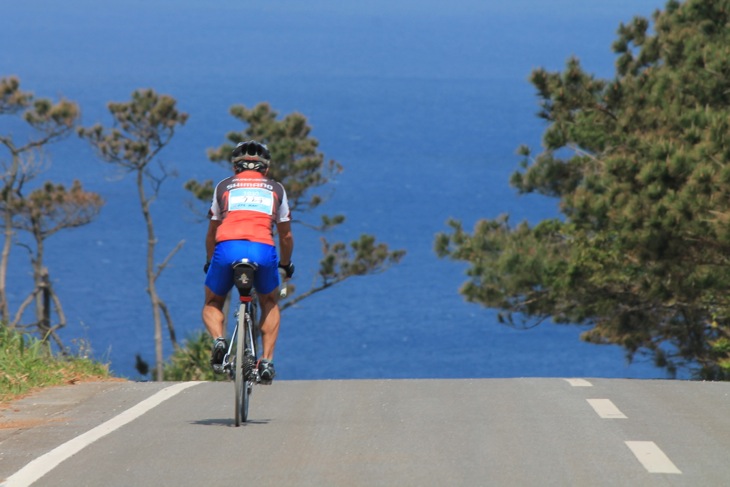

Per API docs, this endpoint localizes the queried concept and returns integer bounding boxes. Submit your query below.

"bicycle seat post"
[232,259,257,303]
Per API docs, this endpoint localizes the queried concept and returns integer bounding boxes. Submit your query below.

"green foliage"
[162,331,225,382]
[203,102,342,214]
[0,77,31,113]
[318,234,407,287]
[0,76,79,134]
[0,325,110,402]
[437,0,730,379]
[0,76,83,332]
[11,180,104,238]
[78,89,188,173]
[80,89,189,381]
[189,102,405,310]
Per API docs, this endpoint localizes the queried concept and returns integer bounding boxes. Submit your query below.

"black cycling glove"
[278,262,295,278]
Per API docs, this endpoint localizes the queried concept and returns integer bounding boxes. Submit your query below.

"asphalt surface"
[1,378,729,486]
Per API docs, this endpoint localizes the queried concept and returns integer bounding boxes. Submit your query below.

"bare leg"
[202,287,227,338]
[257,289,281,360]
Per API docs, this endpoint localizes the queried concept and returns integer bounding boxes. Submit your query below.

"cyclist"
[203,140,294,382]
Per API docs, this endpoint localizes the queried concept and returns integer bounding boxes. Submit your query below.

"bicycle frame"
[221,258,285,425]
[221,258,260,426]
[220,297,258,380]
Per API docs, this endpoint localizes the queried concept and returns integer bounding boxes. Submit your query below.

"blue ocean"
[1,0,676,380]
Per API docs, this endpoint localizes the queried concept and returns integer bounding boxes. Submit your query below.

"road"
[1,378,729,486]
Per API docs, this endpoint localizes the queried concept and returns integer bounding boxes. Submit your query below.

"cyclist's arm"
[206,219,222,262]
[276,220,293,267]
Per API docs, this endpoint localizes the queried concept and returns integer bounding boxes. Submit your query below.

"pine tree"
[79,89,188,380]
[437,0,730,379]
[0,76,81,330]
[187,102,405,310]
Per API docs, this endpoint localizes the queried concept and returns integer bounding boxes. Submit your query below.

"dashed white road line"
[625,441,682,474]
[586,398,627,419]
[567,381,682,476]
[1,381,201,487]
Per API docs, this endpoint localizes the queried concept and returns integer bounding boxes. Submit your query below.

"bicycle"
[220,258,287,426]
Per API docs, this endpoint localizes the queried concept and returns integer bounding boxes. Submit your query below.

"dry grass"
[1,327,114,404]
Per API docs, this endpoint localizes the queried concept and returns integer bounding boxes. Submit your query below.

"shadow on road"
[191,418,271,427]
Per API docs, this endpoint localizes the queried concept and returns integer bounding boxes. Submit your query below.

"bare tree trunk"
[36,267,54,352]
[150,288,163,380]
[155,239,184,352]
[28,219,53,352]
[137,170,178,381]
[78,89,186,380]
[42,274,50,332]
[0,151,20,326]
[39,269,50,335]
[158,300,179,351]
[11,288,38,328]
[10,260,62,354]
[48,279,68,355]
[0,210,12,325]
[137,171,162,380]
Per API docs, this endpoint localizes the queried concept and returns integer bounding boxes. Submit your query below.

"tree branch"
[154,239,185,282]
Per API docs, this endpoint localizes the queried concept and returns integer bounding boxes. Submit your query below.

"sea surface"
[1,0,679,380]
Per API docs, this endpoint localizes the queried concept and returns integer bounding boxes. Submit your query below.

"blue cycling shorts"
[205,240,280,296]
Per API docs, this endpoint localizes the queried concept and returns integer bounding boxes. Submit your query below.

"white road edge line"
[1,381,202,487]
[564,378,593,387]
[625,441,682,474]
[586,398,627,419]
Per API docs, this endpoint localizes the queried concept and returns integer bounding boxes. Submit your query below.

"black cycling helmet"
[231,140,271,173]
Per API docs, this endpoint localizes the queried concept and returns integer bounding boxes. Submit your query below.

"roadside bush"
[0,326,110,402]
[163,331,226,382]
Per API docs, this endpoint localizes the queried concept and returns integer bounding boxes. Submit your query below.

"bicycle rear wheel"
[234,306,248,426]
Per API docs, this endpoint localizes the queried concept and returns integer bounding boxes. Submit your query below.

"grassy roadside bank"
[0,326,113,404]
